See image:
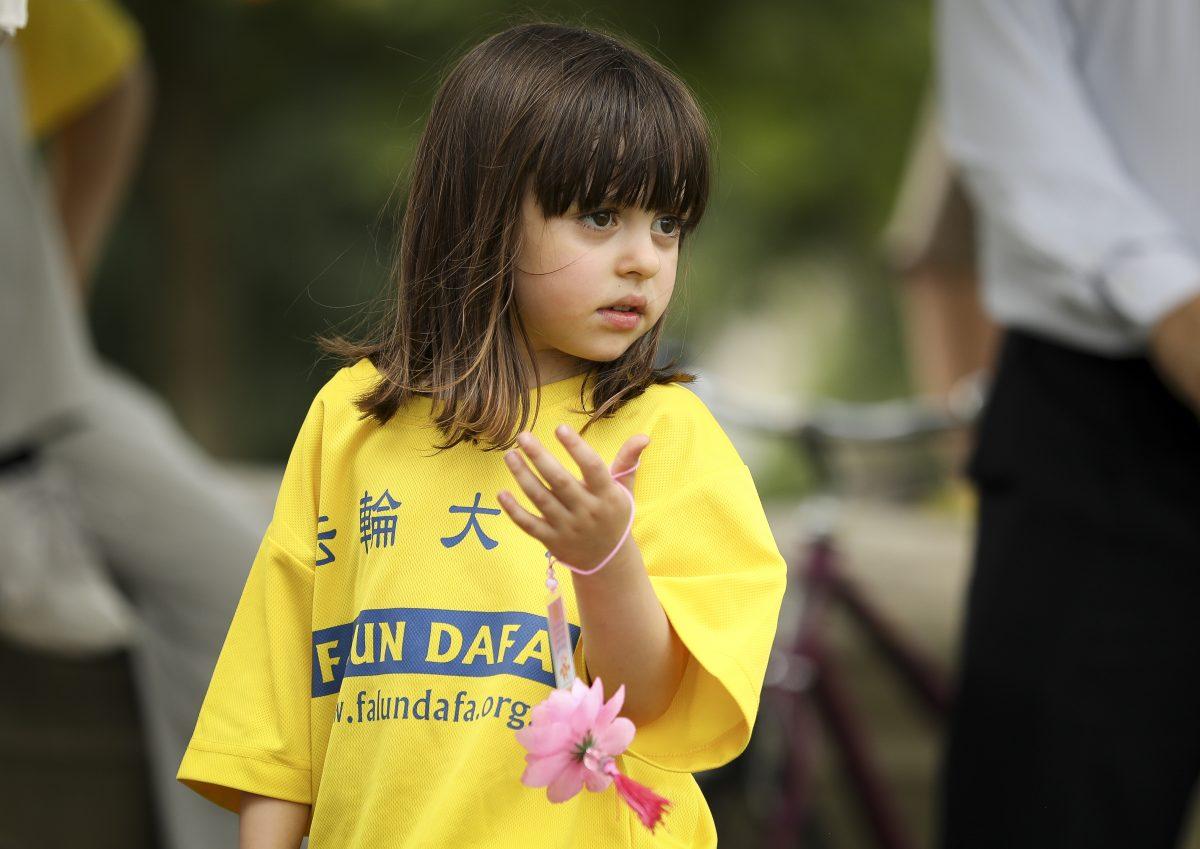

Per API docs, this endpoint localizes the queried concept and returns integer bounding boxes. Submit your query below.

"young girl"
[178,22,785,848]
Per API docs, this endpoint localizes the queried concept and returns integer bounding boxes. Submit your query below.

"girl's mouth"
[597,308,642,329]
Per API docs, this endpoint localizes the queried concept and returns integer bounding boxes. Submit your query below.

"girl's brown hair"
[323,22,711,451]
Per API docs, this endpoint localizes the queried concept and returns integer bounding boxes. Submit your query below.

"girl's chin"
[556,344,630,365]
[547,326,649,364]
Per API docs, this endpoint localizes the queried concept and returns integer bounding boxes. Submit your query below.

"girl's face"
[513,191,683,384]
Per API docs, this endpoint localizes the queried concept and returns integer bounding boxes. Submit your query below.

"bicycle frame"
[693,368,982,848]
[766,511,955,849]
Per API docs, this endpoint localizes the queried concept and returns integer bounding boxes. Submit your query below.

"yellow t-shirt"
[177,358,786,848]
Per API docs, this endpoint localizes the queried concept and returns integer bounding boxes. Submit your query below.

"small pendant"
[544,557,576,689]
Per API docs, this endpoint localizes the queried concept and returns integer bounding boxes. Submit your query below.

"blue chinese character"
[440,492,501,550]
[316,515,337,566]
[359,490,402,551]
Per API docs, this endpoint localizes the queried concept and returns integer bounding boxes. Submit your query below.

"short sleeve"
[624,389,787,772]
[177,395,325,812]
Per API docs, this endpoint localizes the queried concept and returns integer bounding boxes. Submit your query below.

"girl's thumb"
[614,434,650,473]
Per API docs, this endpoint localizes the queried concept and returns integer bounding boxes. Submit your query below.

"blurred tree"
[95,0,930,458]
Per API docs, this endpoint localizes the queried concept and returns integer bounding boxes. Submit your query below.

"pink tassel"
[603,761,671,831]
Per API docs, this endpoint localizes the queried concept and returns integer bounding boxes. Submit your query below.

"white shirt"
[937,0,1200,354]
[0,0,25,37]
[0,47,95,450]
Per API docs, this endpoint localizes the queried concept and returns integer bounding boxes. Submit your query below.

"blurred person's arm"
[46,55,151,294]
[239,793,309,849]
[16,0,150,299]
[1149,293,1200,413]
[937,0,1200,410]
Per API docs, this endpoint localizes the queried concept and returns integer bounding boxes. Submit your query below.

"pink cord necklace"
[515,459,672,831]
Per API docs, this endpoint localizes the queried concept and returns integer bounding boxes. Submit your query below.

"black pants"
[939,330,1200,849]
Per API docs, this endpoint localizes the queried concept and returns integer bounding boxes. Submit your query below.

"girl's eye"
[653,215,684,238]
[579,210,617,230]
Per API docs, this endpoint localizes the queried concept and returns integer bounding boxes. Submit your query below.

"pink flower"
[516,677,671,830]
[516,677,634,802]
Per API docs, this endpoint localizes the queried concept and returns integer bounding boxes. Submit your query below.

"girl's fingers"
[614,434,650,469]
[515,432,585,509]
[497,490,553,541]
[554,424,616,493]
[503,448,568,522]
[611,434,650,492]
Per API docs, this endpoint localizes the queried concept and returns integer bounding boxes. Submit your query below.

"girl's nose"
[615,229,661,280]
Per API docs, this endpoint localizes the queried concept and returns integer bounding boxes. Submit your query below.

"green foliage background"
[93,0,931,461]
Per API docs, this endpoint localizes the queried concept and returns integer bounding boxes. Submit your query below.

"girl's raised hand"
[498,424,651,572]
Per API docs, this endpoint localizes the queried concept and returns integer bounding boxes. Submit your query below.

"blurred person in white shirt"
[0,4,262,847]
[936,3,1200,848]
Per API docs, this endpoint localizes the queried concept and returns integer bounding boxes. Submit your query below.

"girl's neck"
[528,356,593,390]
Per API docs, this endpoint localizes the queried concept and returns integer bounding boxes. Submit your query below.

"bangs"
[527,50,710,227]
[325,23,705,448]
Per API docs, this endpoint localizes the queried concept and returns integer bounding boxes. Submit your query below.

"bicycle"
[695,372,984,849]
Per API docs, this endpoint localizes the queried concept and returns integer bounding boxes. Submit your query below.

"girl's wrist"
[568,537,645,591]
